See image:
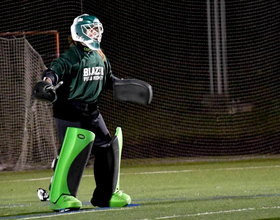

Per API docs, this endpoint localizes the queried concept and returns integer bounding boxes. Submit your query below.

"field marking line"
[2,193,280,210]
[2,205,280,220]
[122,165,280,175]
[1,164,280,183]
[0,177,51,183]
[153,205,280,219]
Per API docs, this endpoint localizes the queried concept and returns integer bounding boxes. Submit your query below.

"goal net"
[0,37,58,171]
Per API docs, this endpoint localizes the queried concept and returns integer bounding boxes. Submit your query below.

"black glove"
[32,81,57,102]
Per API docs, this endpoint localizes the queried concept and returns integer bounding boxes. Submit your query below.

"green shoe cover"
[109,191,131,207]
[50,195,82,211]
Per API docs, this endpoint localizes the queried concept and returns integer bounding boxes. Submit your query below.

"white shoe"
[37,188,49,201]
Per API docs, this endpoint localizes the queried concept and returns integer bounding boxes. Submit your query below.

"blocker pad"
[113,79,153,105]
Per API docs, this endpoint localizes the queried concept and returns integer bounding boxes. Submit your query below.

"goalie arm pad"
[32,81,57,102]
[113,79,153,105]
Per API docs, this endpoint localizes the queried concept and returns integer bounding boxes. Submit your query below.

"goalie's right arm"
[32,80,57,102]
[32,69,62,102]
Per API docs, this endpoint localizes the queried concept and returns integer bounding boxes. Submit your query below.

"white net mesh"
[0,1,280,170]
[0,37,58,171]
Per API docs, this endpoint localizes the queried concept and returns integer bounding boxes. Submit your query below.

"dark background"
[1,0,280,159]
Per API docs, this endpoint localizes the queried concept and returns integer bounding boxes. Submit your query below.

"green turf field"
[1,157,280,220]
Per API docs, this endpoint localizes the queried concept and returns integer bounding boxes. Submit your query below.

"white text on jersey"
[83,67,104,81]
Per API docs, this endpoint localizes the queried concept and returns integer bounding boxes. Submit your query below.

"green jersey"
[50,45,114,103]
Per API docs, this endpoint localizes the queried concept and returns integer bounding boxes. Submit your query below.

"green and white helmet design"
[71,14,104,50]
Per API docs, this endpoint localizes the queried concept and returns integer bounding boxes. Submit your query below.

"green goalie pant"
[91,127,123,207]
[49,127,95,211]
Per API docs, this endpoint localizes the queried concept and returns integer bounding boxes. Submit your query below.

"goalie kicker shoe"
[109,190,131,207]
[50,195,82,212]
[91,190,131,208]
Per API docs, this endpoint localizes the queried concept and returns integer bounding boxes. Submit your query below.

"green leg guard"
[112,127,123,192]
[49,127,95,211]
[109,127,131,207]
[91,127,131,207]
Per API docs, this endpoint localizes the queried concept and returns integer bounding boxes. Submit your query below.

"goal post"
[0,30,60,58]
[0,36,58,171]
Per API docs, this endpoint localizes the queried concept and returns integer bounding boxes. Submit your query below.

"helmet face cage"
[71,14,104,50]
[81,22,103,43]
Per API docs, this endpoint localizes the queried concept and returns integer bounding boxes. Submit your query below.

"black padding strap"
[113,79,153,105]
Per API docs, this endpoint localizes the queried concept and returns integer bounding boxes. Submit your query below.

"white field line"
[121,164,280,175]
[12,205,280,220]
[153,206,280,219]
[1,165,280,183]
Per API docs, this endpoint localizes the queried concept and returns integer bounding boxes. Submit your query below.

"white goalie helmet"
[70,14,104,50]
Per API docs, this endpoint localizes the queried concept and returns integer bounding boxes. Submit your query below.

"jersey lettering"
[83,67,104,81]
